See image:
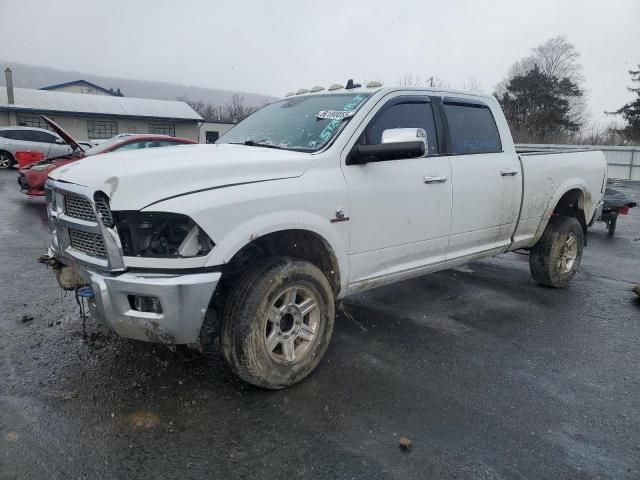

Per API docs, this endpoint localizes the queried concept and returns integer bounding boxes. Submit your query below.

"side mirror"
[381,127,427,148]
[349,141,425,164]
[55,138,65,144]
[347,128,428,164]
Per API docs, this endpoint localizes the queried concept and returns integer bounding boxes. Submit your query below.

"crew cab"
[43,83,607,389]
[19,116,196,196]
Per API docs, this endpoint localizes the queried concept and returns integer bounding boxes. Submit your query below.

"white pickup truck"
[44,83,607,388]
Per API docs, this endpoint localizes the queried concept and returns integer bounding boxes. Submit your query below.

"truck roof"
[283,84,495,102]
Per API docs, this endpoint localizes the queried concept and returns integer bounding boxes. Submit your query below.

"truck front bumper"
[78,267,221,344]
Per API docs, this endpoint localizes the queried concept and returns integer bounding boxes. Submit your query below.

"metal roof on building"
[40,80,117,96]
[0,87,203,121]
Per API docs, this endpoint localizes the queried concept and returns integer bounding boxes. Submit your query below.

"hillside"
[0,60,276,107]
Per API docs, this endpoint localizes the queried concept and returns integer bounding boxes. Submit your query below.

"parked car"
[43,84,607,389]
[18,116,196,196]
[0,126,74,169]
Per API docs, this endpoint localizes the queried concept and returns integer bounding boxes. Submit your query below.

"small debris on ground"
[398,436,412,451]
[20,315,34,323]
[633,286,640,297]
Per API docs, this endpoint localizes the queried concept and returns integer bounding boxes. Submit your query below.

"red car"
[18,116,196,196]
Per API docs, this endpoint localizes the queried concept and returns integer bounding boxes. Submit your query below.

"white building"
[1,81,202,142]
[41,79,122,96]
[199,121,236,143]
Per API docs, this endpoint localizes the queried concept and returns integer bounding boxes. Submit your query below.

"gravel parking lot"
[1,168,639,480]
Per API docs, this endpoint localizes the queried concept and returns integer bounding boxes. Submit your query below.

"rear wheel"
[0,151,13,169]
[221,257,335,389]
[529,216,584,288]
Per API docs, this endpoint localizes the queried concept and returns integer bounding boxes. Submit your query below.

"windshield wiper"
[229,139,289,151]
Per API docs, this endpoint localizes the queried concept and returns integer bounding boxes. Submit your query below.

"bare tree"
[224,94,256,123]
[178,95,257,123]
[532,36,584,84]
[462,77,484,93]
[571,121,626,146]
[398,73,450,88]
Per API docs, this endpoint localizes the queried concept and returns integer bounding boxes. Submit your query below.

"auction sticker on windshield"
[316,110,357,120]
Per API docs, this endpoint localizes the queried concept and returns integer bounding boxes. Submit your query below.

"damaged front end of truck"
[41,178,221,345]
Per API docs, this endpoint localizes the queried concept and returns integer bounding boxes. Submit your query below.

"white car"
[0,126,74,168]
[44,82,607,389]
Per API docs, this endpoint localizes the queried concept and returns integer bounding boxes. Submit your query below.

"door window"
[32,131,58,143]
[443,102,502,155]
[362,100,438,156]
[13,130,40,142]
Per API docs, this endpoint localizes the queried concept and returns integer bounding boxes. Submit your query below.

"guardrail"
[516,144,640,181]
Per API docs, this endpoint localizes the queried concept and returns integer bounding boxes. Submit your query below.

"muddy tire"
[529,215,584,288]
[221,257,335,389]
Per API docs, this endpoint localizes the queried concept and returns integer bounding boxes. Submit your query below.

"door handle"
[423,175,448,184]
[500,169,519,176]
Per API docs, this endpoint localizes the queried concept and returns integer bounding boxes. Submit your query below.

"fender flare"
[532,180,588,244]
[205,210,350,294]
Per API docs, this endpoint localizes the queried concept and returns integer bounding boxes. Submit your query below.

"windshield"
[82,137,129,156]
[218,93,370,152]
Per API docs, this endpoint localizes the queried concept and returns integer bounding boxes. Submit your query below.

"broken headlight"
[114,212,214,258]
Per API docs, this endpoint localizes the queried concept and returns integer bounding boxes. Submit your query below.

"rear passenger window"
[3,130,28,141]
[444,103,502,155]
[364,101,438,156]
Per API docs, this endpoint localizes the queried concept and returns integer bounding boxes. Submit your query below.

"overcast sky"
[2,0,638,125]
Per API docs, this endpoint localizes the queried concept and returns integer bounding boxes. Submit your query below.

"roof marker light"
[328,84,343,91]
[310,86,325,93]
[366,81,383,88]
[296,88,309,95]
[285,92,295,97]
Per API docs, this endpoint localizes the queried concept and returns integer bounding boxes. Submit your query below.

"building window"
[87,120,118,139]
[205,131,219,144]
[17,114,51,130]
[149,122,175,137]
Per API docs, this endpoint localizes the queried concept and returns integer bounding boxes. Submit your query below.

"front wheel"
[529,215,584,288]
[221,257,335,389]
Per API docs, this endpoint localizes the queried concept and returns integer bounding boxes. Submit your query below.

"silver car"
[0,126,74,169]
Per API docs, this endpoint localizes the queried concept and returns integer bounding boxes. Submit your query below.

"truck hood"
[49,144,314,210]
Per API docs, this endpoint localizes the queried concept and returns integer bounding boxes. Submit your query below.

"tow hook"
[38,253,87,291]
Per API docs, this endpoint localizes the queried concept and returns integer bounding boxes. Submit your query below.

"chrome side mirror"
[381,128,428,154]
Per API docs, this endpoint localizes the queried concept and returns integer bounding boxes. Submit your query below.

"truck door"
[442,98,522,260]
[341,95,452,284]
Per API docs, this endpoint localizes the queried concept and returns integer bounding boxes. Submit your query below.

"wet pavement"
[1,168,639,479]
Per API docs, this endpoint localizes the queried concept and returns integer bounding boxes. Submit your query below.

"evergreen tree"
[611,66,640,142]
[497,65,583,143]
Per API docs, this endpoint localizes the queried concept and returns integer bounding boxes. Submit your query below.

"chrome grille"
[94,193,114,227]
[65,193,95,221]
[69,229,106,258]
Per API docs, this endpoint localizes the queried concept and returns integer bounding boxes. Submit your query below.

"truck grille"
[47,179,124,270]
[94,193,114,227]
[65,193,96,221]
[69,229,106,258]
